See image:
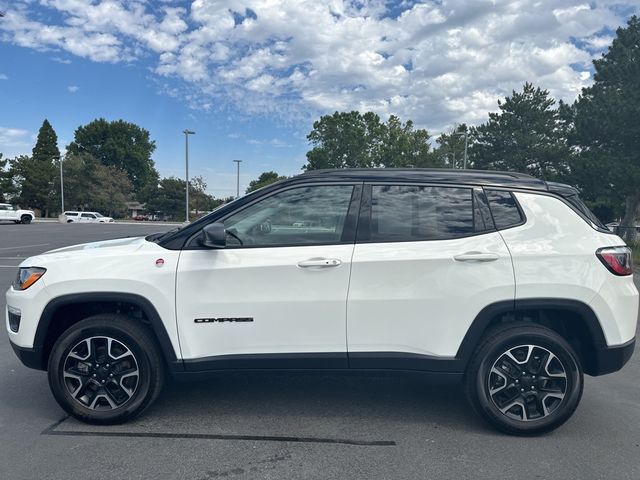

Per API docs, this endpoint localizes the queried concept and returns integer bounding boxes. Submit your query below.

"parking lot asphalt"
[1,222,639,480]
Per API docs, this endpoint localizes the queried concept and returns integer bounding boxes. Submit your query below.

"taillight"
[596,246,633,276]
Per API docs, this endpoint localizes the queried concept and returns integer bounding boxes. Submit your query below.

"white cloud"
[67,85,79,93]
[0,73,7,80]
[0,0,637,133]
[0,126,33,158]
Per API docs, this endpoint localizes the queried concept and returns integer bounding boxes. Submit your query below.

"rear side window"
[485,190,524,229]
[368,185,475,242]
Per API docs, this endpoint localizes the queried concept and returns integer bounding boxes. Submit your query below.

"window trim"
[356,182,497,244]
[183,182,363,250]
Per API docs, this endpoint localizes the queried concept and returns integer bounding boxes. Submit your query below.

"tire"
[465,322,583,435]
[47,314,165,424]
[67,219,73,223]
[20,215,32,224]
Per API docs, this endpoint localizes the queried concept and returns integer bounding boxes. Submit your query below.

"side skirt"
[179,351,464,384]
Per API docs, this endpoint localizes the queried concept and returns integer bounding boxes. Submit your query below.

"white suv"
[6,169,638,434]
[0,203,35,224]
[64,211,114,223]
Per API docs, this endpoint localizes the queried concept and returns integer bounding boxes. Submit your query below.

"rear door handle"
[453,252,500,262]
[297,258,342,268]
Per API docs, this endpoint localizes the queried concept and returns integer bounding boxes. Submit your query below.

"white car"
[64,211,114,223]
[0,203,35,224]
[6,169,638,434]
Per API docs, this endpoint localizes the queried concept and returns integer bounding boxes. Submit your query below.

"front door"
[175,184,360,370]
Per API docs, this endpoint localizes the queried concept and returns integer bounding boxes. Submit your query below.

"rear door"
[346,184,515,367]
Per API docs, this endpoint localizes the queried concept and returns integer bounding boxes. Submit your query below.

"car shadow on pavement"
[63,372,488,441]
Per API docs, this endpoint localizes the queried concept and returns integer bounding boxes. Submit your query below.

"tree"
[572,16,640,243]
[470,83,571,180]
[378,115,437,168]
[67,118,159,193]
[246,171,287,193]
[189,175,218,215]
[304,111,437,170]
[10,120,60,215]
[431,124,472,168]
[0,153,15,201]
[58,153,132,216]
[144,177,188,221]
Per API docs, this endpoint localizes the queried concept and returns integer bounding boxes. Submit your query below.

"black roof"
[290,168,550,191]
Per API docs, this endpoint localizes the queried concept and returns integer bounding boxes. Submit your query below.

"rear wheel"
[20,215,31,224]
[47,314,165,424]
[465,323,583,435]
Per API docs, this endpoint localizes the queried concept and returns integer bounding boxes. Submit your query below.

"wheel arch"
[34,292,182,372]
[457,299,607,376]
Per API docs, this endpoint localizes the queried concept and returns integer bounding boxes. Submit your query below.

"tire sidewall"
[472,330,583,434]
[48,322,156,424]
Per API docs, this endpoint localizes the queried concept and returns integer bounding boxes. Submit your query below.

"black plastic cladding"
[158,168,552,250]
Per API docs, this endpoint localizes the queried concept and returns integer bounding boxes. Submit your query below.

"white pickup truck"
[0,203,35,224]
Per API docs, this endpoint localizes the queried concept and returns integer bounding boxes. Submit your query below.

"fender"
[456,298,613,375]
[34,292,183,372]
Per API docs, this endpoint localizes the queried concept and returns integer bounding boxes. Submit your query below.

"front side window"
[223,185,354,247]
[368,185,475,242]
[81,213,95,218]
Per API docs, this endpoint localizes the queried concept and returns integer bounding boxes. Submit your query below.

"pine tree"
[573,16,640,243]
[470,83,571,180]
[10,120,59,215]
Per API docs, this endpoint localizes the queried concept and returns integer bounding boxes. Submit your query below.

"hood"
[40,236,147,257]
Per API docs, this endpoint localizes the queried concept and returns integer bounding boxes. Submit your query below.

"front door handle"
[453,252,500,262]
[297,258,342,268]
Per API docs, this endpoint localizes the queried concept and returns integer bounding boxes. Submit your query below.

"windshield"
[94,213,103,217]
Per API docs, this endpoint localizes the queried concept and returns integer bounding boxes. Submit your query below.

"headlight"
[13,267,46,290]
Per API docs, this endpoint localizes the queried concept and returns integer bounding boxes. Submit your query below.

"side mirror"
[202,222,226,248]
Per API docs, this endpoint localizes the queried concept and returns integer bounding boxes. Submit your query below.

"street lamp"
[233,159,242,198]
[452,127,469,169]
[53,154,65,213]
[183,129,195,223]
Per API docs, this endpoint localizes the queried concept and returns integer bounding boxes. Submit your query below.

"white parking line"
[0,243,49,251]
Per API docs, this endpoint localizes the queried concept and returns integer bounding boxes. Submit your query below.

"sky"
[0,0,637,197]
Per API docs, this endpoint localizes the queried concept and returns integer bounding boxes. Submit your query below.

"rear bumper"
[591,337,635,376]
[9,340,45,370]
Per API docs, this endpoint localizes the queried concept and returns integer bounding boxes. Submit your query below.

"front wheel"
[47,314,165,424]
[465,323,583,435]
[20,215,32,224]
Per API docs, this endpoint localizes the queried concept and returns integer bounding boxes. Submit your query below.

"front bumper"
[591,337,636,376]
[9,340,45,370]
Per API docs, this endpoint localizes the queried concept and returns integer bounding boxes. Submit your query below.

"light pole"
[233,159,242,198]
[183,129,195,222]
[54,154,65,213]
[452,127,469,169]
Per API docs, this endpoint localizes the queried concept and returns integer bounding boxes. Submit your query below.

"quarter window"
[223,185,354,247]
[368,185,475,242]
[485,190,524,229]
